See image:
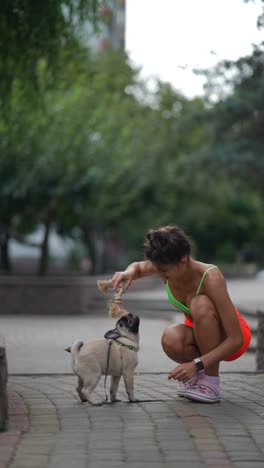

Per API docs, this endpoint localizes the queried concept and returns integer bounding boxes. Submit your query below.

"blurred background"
[0,0,264,278]
[1,0,264,376]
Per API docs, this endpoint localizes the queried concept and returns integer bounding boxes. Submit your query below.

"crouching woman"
[111,225,251,403]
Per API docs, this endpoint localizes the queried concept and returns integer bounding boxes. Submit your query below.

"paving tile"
[3,373,264,468]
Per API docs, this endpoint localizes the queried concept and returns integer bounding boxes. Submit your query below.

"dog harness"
[103,336,137,402]
[103,334,164,404]
[115,341,137,352]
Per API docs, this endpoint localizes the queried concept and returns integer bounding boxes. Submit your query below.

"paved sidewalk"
[1,277,264,467]
[3,373,264,468]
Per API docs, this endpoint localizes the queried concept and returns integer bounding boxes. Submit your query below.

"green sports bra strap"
[195,265,217,296]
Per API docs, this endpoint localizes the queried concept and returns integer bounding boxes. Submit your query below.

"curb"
[0,390,29,467]
[0,335,8,431]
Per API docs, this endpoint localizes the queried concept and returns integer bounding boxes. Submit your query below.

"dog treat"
[97,279,129,318]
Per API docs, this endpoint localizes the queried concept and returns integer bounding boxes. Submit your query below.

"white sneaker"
[177,375,198,397]
[184,380,221,403]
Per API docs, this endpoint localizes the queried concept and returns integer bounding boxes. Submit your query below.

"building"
[87,0,126,52]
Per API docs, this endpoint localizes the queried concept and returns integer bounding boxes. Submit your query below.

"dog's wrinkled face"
[104,313,140,341]
[116,313,140,337]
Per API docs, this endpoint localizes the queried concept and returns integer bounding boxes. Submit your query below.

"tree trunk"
[0,228,11,273]
[82,227,107,275]
[38,219,52,276]
[82,227,96,274]
[93,231,105,275]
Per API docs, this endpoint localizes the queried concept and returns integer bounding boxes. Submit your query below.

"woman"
[111,225,251,403]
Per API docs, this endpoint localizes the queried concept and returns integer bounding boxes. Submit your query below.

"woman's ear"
[180,256,188,266]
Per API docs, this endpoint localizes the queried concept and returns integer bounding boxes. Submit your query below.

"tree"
[193,11,264,264]
[0,1,99,272]
[203,44,264,193]
[0,0,98,99]
[0,43,160,274]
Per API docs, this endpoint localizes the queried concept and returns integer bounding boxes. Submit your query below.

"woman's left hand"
[168,361,197,382]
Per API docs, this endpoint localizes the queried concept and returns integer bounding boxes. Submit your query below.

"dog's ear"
[64,346,71,353]
[104,329,120,340]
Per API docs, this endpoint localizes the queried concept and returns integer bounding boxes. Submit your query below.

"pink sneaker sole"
[184,381,221,403]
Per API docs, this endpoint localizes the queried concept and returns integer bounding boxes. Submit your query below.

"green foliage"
[0,0,98,99]
[201,43,264,190]
[1,0,264,273]
[193,39,264,264]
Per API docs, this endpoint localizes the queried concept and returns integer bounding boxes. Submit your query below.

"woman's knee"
[190,294,218,323]
[161,324,186,360]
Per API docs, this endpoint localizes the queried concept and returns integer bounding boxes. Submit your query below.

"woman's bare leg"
[190,294,223,376]
[162,295,224,377]
[161,324,199,364]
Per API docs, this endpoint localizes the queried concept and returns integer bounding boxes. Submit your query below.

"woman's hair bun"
[146,230,168,248]
[144,225,191,264]
[154,231,168,249]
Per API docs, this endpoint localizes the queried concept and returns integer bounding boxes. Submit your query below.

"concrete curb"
[0,335,8,430]
[0,389,29,467]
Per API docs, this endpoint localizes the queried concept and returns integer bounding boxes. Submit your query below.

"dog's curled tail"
[64,340,84,358]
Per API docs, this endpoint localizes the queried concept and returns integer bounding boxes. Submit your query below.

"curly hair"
[144,225,191,264]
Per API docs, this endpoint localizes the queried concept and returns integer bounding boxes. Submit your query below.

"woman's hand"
[168,361,197,382]
[111,264,138,292]
[111,260,157,292]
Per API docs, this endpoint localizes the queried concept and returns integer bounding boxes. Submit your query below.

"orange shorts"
[183,306,252,362]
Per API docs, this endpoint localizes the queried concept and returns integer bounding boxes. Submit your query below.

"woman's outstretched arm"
[111,260,158,291]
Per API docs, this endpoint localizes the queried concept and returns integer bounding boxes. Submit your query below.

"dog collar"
[115,341,137,352]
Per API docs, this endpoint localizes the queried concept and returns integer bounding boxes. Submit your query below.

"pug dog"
[65,313,140,405]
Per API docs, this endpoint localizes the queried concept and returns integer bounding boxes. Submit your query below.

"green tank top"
[165,265,217,315]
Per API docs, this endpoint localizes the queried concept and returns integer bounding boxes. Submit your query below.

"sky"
[125,0,263,98]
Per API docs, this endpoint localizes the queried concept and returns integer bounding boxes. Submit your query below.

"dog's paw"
[76,389,87,403]
[128,398,140,403]
[87,398,104,406]
[110,397,121,403]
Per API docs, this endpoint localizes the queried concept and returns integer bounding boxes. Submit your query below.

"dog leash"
[104,339,114,402]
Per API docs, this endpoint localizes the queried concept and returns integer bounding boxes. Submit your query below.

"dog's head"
[104,313,140,342]
[116,313,140,337]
